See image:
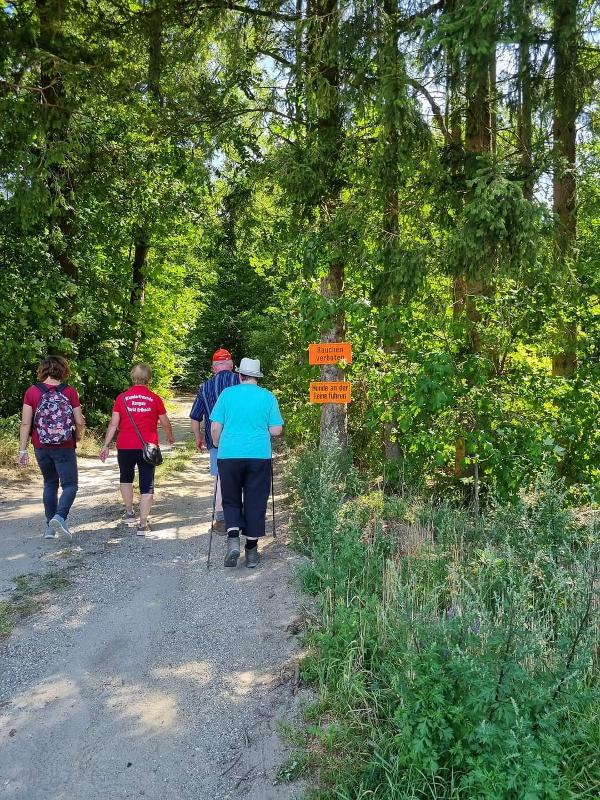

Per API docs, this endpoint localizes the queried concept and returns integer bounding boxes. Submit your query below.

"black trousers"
[217,458,271,538]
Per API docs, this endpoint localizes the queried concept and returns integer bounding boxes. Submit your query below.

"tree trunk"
[379,0,403,461]
[307,0,348,450]
[319,261,348,449]
[552,0,578,378]
[130,236,149,355]
[293,0,305,119]
[447,8,467,477]
[381,0,400,258]
[453,9,496,476]
[36,0,79,341]
[129,0,163,353]
[518,0,534,200]
[147,0,163,106]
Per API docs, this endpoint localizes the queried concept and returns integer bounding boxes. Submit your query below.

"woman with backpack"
[99,363,174,536]
[18,356,85,539]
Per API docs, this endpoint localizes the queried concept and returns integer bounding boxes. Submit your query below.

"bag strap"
[201,372,227,445]
[120,393,147,448]
[36,382,67,394]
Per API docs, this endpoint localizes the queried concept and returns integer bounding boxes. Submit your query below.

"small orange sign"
[309,381,352,404]
[309,342,352,365]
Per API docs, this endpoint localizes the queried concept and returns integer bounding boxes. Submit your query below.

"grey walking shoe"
[245,547,260,569]
[49,515,72,539]
[121,510,136,525]
[224,536,240,567]
[44,527,56,539]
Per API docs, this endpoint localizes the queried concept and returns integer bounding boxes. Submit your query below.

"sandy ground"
[0,400,305,800]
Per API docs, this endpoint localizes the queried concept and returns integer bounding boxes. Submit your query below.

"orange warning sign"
[309,381,352,404]
[309,342,352,365]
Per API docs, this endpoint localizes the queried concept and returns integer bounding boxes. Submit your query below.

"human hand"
[17,451,29,468]
[168,435,176,446]
[196,437,205,452]
[99,446,109,463]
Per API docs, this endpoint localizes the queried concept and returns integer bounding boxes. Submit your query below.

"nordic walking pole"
[207,473,219,569]
[271,458,276,538]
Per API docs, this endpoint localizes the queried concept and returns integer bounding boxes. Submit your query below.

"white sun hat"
[236,357,263,378]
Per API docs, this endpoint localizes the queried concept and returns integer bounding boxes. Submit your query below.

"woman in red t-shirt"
[18,356,86,539]
[99,363,174,536]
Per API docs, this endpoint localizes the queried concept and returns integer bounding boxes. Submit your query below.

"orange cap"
[212,348,232,362]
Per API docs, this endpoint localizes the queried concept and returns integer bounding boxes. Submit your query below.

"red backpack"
[33,383,75,445]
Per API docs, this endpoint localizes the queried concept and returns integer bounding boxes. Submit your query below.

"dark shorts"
[117,449,155,494]
[217,458,271,538]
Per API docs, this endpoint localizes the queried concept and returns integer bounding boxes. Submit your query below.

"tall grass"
[287,451,600,799]
[0,414,21,469]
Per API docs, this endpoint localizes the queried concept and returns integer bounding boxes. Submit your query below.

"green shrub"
[289,451,600,799]
[0,416,21,468]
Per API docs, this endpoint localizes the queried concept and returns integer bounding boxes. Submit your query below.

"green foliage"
[446,167,544,280]
[0,1,249,414]
[2,0,599,501]
[288,452,600,798]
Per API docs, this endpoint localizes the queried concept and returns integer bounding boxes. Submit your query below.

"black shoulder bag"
[121,395,163,467]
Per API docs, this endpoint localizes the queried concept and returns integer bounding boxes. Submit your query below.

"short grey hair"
[131,363,152,385]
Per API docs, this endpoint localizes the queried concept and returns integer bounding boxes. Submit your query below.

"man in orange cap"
[190,348,239,532]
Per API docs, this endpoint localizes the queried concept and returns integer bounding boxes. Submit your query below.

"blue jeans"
[34,448,79,523]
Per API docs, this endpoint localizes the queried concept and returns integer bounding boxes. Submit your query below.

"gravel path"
[0,401,304,800]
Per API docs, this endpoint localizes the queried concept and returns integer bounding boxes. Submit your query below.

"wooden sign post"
[308,342,352,404]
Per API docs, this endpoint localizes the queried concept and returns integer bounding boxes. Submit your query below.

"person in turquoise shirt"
[210,357,284,569]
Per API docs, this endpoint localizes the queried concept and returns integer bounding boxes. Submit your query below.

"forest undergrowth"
[284,451,600,799]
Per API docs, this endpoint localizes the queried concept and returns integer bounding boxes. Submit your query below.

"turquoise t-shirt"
[210,384,284,459]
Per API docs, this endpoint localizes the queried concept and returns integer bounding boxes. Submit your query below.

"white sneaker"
[136,524,150,537]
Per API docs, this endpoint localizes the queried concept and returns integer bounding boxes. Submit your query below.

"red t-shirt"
[113,385,166,449]
[23,383,81,449]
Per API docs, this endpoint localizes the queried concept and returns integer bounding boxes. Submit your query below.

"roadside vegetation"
[156,439,197,479]
[285,450,600,799]
[0,416,23,470]
[0,571,71,639]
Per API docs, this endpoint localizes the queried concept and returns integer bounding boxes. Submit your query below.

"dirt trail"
[0,400,304,800]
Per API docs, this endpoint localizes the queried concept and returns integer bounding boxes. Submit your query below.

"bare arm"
[18,404,33,466]
[73,406,85,441]
[19,404,33,452]
[159,414,175,445]
[211,421,223,447]
[190,418,205,451]
[269,425,283,437]
[100,411,121,457]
